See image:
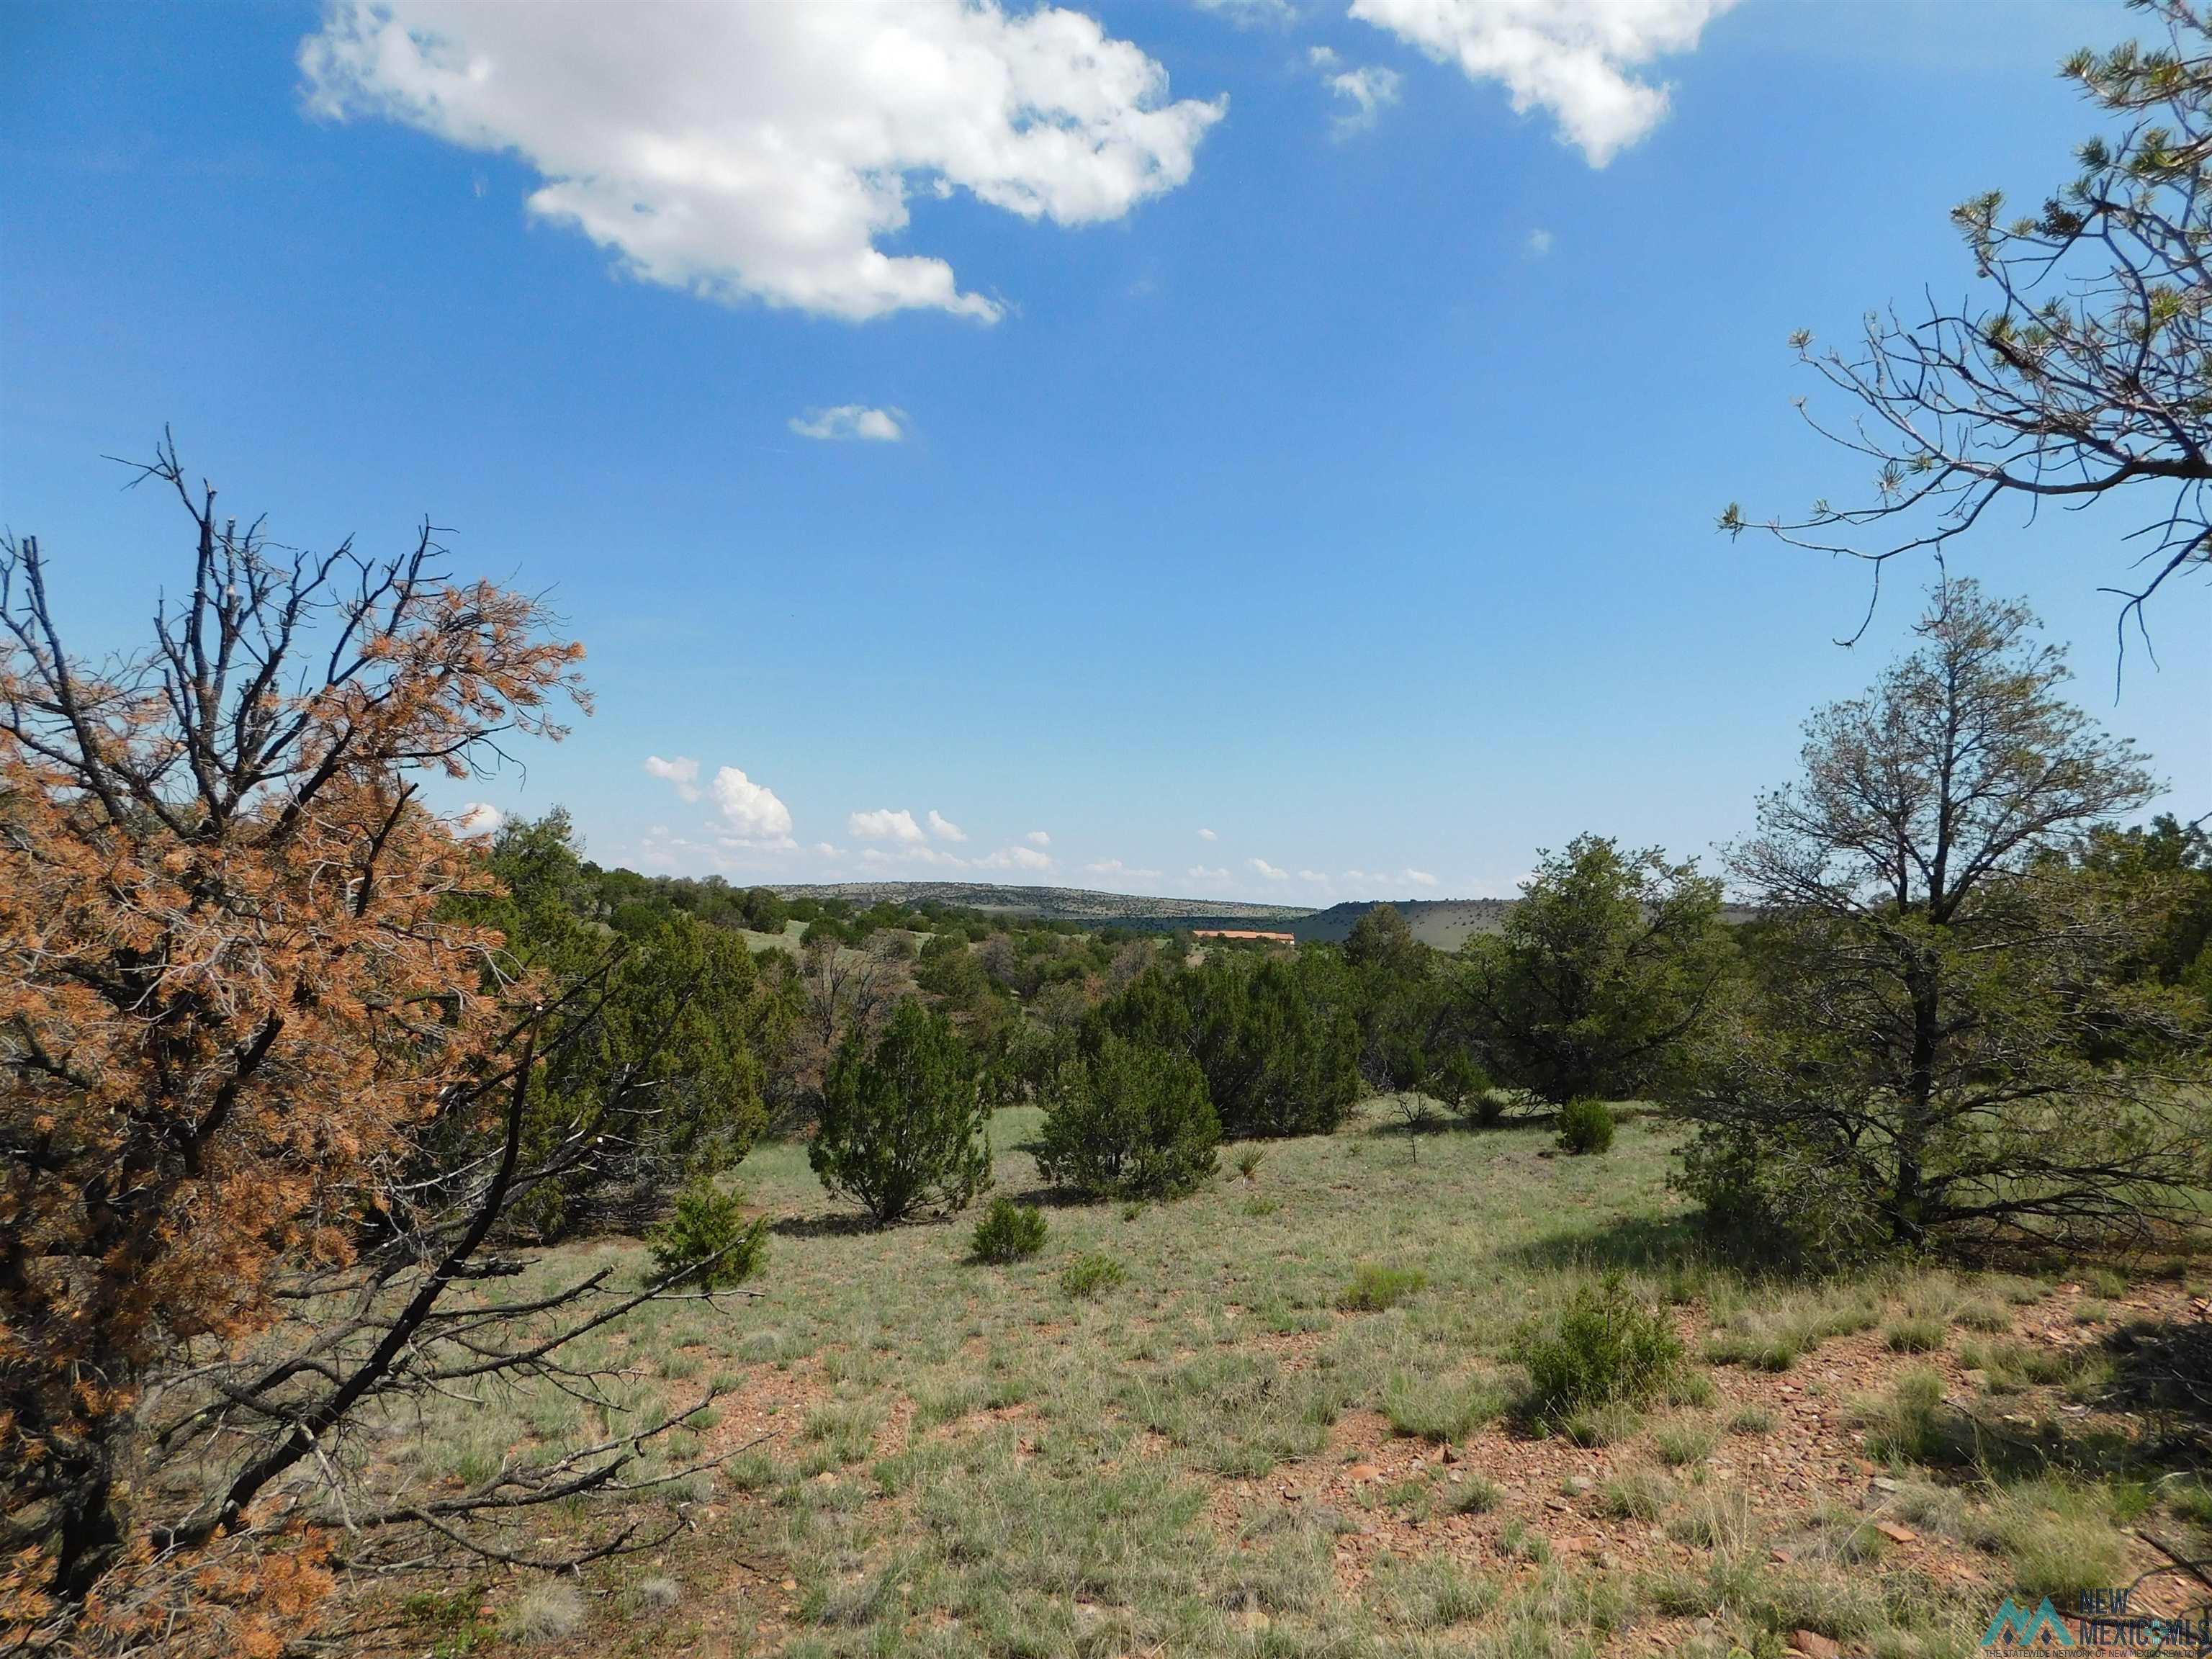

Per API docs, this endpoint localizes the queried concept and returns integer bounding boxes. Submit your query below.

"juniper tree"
[1460,837,1734,1107]
[1,444,752,1654]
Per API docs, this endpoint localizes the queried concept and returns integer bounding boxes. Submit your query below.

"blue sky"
[4,0,2206,904]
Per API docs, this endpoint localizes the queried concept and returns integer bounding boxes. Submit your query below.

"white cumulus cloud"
[1405,868,1439,887]
[791,405,907,442]
[1197,827,1218,842]
[454,801,503,836]
[850,807,927,845]
[1526,228,1555,256]
[1310,48,1402,136]
[1349,0,1735,166]
[927,810,968,842]
[302,1,1226,322]
[643,754,702,802]
[1195,0,1295,22]
[1025,829,1051,847]
[979,843,1054,871]
[1249,857,1289,881]
[711,766,795,845]
[1187,864,1230,884]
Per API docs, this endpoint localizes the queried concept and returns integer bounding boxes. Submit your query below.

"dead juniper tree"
[1676,579,2208,1262]
[1725,0,2212,647]
[1,440,757,1657]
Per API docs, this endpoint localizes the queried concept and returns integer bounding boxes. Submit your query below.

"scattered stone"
[1791,1630,1840,1659]
[1349,1463,1383,1483]
[1874,1522,1917,1544]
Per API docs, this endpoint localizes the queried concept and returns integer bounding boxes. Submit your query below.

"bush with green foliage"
[916,932,992,1008]
[1339,1264,1428,1311]
[811,1001,992,1224]
[1037,1034,1220,1199]
[448,811,782,1240]
[647,1179,768,1290]
[1061,1252,1125,1299]
[1556,1097,1615,1155]
[1511,1274,1683,1421]
[1097,948,1360,1138]
[969,1195,1048,1263]
[1427,1050,1494,1123]
[1344,904,1455,1100]
[1458,835,1735,1107]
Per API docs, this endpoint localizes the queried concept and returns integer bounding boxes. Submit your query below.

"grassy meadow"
[359,1103,2212,1659]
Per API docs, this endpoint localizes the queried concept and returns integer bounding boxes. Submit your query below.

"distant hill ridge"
[768,883,1761,953]
[765,881,1314,923]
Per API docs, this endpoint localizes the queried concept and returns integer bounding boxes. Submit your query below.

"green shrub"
[1556,1097,1615,1155]
[1428,1051,1492,1120]
[1096,949,1359,1138]
[1511,1274,1683,1421]
[811,1002,992,1224]
[647,1180,767,1290]
[1036,1034,1219,1200]
[1339,1264,1428,1312]
[968,1196,1048,1263]
[1061,1252,1126,1300]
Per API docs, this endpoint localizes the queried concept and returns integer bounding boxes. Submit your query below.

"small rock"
[1349,1463,1383,1483]
[1874,1522,1917,1544]
[1870,1477,1899,1493]
[1770,1547,1795,1564]
[1791,1631,1840,1659]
